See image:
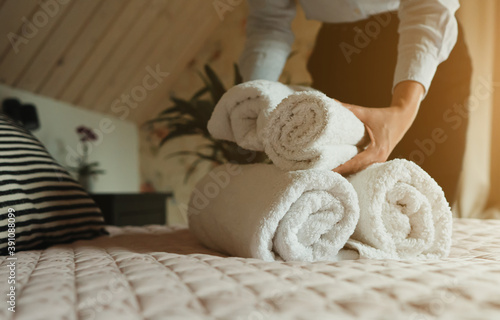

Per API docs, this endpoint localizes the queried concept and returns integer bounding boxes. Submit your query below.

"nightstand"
[90,193,172,226]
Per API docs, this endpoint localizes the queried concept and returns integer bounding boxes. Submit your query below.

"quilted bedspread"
[1,219,500,320]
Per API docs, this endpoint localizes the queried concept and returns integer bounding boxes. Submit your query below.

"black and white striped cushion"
[0,113,106,254]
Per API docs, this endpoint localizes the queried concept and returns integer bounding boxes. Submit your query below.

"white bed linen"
[1,219,500,320]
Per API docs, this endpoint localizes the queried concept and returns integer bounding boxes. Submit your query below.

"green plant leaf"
[197,69,209,87]
[144,63,272,168]
[144,113,188,124]
[159,130,200,146]
[164,150,199,159]
[165,150,223,164]
[233,63,243,85]
[287,50,298,61]
[88,170,105,175]
[190,86,210,102]
[204,64,226,104]
[170,96,199,116]
[192,99,215,131]
[183,158,204,183]
[86,162,100,167]
[157,105,182,116]
[196,143,217,151]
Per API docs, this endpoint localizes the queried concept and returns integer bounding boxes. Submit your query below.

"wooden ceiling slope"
[0,0,222,124]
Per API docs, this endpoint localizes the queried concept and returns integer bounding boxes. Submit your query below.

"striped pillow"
[0,113,107,255]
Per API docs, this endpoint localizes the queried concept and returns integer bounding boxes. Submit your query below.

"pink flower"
[76,126,98,142]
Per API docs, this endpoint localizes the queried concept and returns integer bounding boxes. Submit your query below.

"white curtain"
[484,3,500,219]
[454,0,497,218]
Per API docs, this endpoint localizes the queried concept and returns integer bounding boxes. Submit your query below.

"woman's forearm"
[333,80,425,176]
[392,80,425,112]
[240,0,296,82]
[391,80,425,129]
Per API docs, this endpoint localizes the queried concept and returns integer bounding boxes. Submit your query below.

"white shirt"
[239,0,460,96]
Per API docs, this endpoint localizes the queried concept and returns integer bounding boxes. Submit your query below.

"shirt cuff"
[239,38,292,82]
[393,49,440,99]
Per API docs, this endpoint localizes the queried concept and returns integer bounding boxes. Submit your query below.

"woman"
[239,0,472,203]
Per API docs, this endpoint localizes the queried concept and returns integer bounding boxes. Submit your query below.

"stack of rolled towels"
[188,80,452,261]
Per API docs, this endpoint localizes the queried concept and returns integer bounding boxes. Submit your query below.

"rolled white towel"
[263,91,366,171]
[207,80,299,151]
[188,163,360,262]
[346,159,453,259]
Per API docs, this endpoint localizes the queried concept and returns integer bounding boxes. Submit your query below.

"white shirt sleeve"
[395,0,460,96]
[239,0,297,82]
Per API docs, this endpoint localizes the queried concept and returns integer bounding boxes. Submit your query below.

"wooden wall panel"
[106,2,209,122]
[0,1,73,84]
[15,0,101,91]
[0,0,40,59]
[0,0,224,124]
[90,3,176,114]
[97,1,218,122]
[135,8,221,124]
[60,0,150,103]
[38,0,127,97]
[78,0,167,109]
[487,3,500,209]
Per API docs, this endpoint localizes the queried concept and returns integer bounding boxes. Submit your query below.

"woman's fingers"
[333,141,386,176]
[333,121,387,176]
[340,103,369,122]
[339,103,372,148]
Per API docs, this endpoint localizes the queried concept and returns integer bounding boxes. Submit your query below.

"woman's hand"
[333,81,425,176]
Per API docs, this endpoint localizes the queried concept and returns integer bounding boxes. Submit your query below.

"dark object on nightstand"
[90,193,172,226]
[2,98,40,130]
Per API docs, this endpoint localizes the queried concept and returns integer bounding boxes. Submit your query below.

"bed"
[1,218,500,320]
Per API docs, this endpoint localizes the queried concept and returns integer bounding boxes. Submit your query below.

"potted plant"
[145,64,268,182]
[68,125,105,190]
